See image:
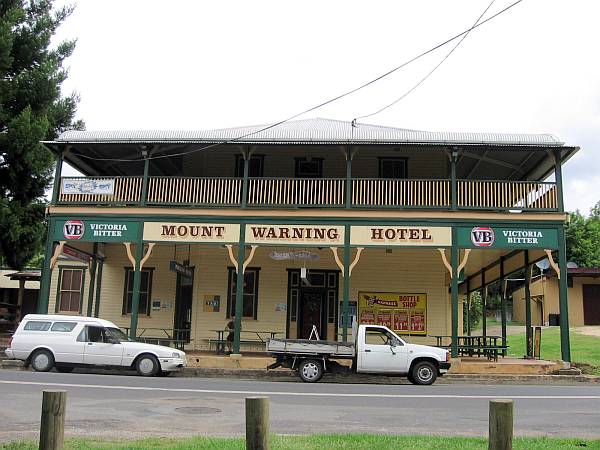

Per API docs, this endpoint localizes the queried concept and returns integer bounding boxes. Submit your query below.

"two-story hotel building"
[38,118,579,360]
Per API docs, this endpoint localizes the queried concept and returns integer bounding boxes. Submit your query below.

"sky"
[54,0,600,214]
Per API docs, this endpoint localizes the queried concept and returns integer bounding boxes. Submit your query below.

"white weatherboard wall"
[47,244,452,350]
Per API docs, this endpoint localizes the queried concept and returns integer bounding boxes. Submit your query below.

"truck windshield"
[106,327,131,342]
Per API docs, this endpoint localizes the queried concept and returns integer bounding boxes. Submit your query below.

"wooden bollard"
[245,396,269,450]
[489,399,513,450]
[39,390,67,450]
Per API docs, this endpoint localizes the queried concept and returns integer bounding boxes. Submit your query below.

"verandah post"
[557,225,571,363]
[500,256,507,356]
[450,227,459,357]
[524,250,533,358]
[93,259,103,317]
[345,146,352,209]
[241,147,250,208]
[38,219,56,313]
[233,223,247,354]
[482,271,487,337]
[342,224,351,341]
[466,279,471,336]
[129,240,144,340]
[450,147,458,211]
[140,150,150,207]
[51,152,63,204]
[86,242,98,317]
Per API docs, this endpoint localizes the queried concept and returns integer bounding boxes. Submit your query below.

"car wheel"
[298,359,323,383]
[30,350,54,372]
[136,354,160,377]
[410,361,437,385]
[56,365,74,373]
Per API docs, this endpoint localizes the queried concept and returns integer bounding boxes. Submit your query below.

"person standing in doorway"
[225,316,240,354]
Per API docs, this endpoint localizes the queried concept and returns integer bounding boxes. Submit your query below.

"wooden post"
[450,228,459,357]
[488,399,513,450]
[39,390,67,450]
[246,396,269,450]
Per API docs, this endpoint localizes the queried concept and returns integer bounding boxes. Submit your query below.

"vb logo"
[63,220,85,240]
[471,227,494,247]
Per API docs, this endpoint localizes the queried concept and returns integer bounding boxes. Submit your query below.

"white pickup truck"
[267,324,450,385]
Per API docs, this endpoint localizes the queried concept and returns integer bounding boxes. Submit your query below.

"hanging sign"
[54,220,139,242]
[143,222,240,243]
[350,226,451,247]
[61,178,115,195]
[269,251,320,261]
[246,224,344,246]
[169,261,193,278]
[358,292,427,335]
[458,226,559,249]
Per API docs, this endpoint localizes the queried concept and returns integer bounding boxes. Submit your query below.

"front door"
[82,325,124,366]
[174,271,194,342]
[299,291,324,339]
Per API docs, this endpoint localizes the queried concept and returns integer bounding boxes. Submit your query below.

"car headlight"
[172,352,181,358]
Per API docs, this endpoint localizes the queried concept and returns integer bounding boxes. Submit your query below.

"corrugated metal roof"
[49,118,564,146]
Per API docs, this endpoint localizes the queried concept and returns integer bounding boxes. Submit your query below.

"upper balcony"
[56,175,559,211]
[44,118,578,214]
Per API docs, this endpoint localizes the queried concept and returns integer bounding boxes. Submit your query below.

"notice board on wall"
[358,292,427,335]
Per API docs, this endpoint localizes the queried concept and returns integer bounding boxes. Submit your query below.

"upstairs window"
[295,158,323,178]
[235,155,265,177]
[379,158,407,179]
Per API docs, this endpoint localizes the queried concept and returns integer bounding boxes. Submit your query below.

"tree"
[0,1,83,269]
[565,205,600,268]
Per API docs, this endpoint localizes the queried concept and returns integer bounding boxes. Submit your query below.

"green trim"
[93,260,103,318]
[450,227,459,357]
[128,226,145,340]
[500,256,507,356]
[557,225,571,362]
[51,154,63,204]
[524,250,533,357]
[38,220,56,314]
[481,270,487,337]
[141,156,150,207]
[554,149,565,213]
[233,223,246,354]
[86,242,98,317]
[342,224,351,341]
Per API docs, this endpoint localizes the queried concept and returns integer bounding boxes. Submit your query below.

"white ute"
[5,314,187,377]
[267,324,450,385]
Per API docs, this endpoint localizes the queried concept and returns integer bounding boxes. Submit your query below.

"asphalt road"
[1,370,599,442]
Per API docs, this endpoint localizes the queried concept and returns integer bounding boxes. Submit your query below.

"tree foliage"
[0,0,82,269]
[565,201,600,268]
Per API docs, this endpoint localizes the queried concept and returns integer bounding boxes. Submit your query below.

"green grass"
[2,435,600,450]
[506,327,600,375]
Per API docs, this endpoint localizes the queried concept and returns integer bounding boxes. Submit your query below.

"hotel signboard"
[54,219,139,242]
[458,226,559,249]
[245,224,345,246]
[350,226,451,247]
[358,292,427,336]
[143,222,240,243]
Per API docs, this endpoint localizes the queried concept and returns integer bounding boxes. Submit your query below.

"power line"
[72,0,524,163]
[353,0,497,123]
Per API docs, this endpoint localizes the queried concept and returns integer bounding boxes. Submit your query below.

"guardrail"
[247,177,345,207]
[353,178,451,208]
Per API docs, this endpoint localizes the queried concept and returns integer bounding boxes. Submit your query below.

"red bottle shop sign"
[63,220,85,240]
[470,227,495,247]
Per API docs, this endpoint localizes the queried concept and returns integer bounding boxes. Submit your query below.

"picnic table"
[123,327,191,350]
[209,329,283,354]
[430,335,508,361]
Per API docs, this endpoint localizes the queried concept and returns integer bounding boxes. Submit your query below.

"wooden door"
[583,284,600,325]
[299,291,323,339]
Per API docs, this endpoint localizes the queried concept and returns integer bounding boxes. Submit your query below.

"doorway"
[174,270,194,343]
[287,269,339,340]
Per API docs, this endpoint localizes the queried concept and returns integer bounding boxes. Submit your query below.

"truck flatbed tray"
[267,338,355,357]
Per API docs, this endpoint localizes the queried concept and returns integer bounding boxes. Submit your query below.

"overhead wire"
[71,0,524,163]
[353,0,497,123]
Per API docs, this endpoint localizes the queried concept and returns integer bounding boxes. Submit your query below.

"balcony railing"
[56,176,560,212]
